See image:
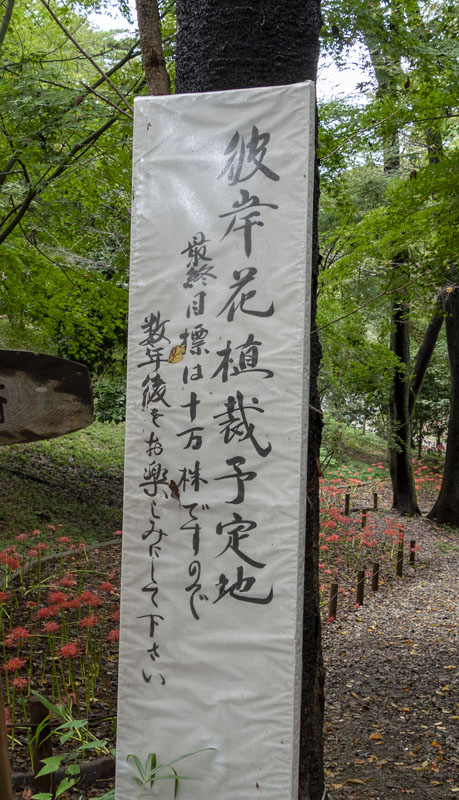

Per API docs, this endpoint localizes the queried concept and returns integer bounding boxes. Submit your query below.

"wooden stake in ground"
[0,670,13,800]
[356,570,365,606]
[328,582,338,621]
[397,539,404,577]
[409,539,416,566]
[372,562,380,592]
[344,493,350,516]
[29,696,54,795]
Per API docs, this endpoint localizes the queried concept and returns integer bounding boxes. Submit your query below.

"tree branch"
[313,275,419,334]
[0,116,118,246]
[409,295,444,416]
[38,0,134,116]
[0,0,15,52]
[0,156,16,190]
[81,82,134,119]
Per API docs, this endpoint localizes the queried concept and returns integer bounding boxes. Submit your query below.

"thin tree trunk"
[428,286,459,526]
[409,297,444,417]
[135,0,170,95]
[175,2,324,797]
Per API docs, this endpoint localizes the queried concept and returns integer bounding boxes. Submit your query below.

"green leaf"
[31,794,53,800]
[55,777,77,798]
[35,755,66,777]
[127,753,145,778]
[30,690,66,721]
[56,718,89,731]
[79,739,109,752]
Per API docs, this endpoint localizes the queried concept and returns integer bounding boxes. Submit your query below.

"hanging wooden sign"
[0,350,93,445]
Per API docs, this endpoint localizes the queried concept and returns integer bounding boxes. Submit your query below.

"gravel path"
[323,515,459,799]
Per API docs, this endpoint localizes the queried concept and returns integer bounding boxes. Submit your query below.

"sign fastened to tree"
[117,82,315,800]
[0,351,93,445]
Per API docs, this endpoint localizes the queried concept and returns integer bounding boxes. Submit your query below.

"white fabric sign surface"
[116,82,315,800]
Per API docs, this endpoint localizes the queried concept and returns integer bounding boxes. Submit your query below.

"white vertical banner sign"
[116,82,315,800]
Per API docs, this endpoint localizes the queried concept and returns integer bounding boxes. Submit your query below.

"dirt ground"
[323,506,459,800]
[8,497,459,800]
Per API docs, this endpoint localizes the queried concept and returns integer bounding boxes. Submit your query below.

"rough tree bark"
[174,2,324,798]
[389,291,421,515]
[428,286,459,526]
[135,0,170,95]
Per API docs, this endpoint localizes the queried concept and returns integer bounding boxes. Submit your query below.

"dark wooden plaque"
[0,350,93,445]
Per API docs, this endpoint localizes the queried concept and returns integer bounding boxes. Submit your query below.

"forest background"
[0,0,458,521]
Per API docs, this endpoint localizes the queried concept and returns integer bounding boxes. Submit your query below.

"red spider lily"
[0,591,11,603]
[4,657,27,671]
[106,628,120,642]
[59,642,79,659]
[326,534,340,543]
[36,605,60,619]
[0,552,21,569]
[327,615,336,623]
[7,627,31,643]
[80,591,102,608]
[27,549,38,558]
[62,596,81,610]
[35,543,47,552]
[113,530,122,536]
[79,615,100,629]
[58,574,76,588]
[111,609,120,621]
[15,534,28,542]
[31,529,41,536]
[47,591,67,606]
[58,536,71,544]
[98,581,116,594]
[12,677,29,690]
[42,621,60,634]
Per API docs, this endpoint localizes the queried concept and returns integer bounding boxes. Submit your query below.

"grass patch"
[321,416,388,480]
[0,423,124,548]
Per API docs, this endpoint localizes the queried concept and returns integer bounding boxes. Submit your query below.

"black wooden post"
[344,493,350,516]
[396,539,404,577]
[328,582,338,621]
[371,562,380,592]
[0,671,13,800]
[29,696,54,795]
[356,570,365,606]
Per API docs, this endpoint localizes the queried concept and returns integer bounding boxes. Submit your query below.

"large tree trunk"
[427,287,459,526]
[364,25,420,516]
[175,2,324,798]
[389,294,420,515]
